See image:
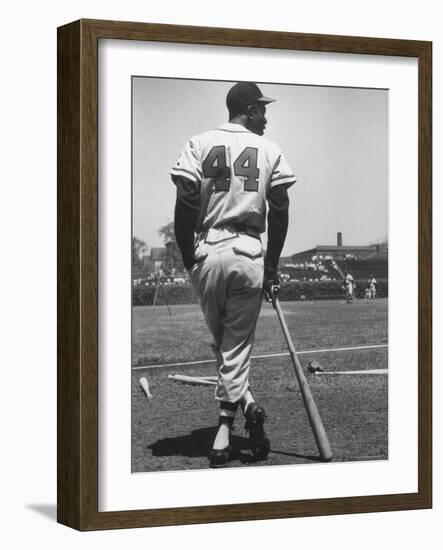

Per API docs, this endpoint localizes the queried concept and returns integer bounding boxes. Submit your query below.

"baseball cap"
[226,82,276,114]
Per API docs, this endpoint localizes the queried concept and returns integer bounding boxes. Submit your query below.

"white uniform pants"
[189,230,264,403]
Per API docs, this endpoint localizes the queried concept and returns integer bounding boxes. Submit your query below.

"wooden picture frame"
[57,19,432,530]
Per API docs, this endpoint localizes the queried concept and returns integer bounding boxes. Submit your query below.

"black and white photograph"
[131,76,389,473]
[1,0,437,542]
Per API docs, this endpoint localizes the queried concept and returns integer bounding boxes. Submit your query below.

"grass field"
[132,298,388,472]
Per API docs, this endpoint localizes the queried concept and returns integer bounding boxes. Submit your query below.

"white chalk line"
[132,343,388,371]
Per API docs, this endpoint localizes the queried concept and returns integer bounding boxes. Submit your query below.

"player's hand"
[263,268,280,303]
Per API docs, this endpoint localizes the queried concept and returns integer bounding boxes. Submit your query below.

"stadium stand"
[336,258,388,279]
[279,256,342,282]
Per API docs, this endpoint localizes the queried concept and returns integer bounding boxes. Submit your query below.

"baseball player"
[364,285,371,302]
[171,82,296,467]
[366,274,377,303]
[343,271,355,303]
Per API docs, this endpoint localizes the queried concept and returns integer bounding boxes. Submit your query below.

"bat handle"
[270,285,280,309]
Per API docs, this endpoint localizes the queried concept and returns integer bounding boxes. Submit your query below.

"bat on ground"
[139,376,154,401]
[168,374,217,386]
[272,292,333,462]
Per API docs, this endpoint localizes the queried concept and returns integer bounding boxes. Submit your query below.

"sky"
[133,77,388,256]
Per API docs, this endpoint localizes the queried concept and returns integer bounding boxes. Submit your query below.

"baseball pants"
[189,230,264,403]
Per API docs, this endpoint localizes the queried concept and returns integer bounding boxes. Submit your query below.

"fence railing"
[132,279,388,306]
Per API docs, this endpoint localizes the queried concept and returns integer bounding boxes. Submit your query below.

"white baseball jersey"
[344,274,354,288]
[170,122,296,233]
[368,277,377,290]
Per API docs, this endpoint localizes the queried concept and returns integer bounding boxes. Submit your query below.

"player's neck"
[229,116,247,129]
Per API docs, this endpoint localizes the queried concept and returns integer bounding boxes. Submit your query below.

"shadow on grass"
[270,448,324,462]
[147,427,322,465]
[148,426,252,460]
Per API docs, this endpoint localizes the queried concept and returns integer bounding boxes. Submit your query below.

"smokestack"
[337,232,343,247]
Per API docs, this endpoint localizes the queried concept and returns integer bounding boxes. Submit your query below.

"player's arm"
[173,175,200,270]
[171,138,202,270]
[264,184,290,298]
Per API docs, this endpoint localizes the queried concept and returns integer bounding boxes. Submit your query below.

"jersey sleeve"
[270,152,296,189]
[170,138,202,185]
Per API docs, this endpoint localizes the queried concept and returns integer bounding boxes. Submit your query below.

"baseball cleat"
[209,446,232,468]
[244,403,270,460]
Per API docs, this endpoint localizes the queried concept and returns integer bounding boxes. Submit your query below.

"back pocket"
[232,247,263,260]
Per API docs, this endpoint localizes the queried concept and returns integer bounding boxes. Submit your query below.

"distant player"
[366,274,377,303]
[343,271,355,303]
[171,82,296,467]
[364,285,371,302]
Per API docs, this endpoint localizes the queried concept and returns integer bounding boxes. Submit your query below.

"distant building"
[141,247,167,274]
[150,247,167,262]
[291,233,388,264]
[141,243,184,274]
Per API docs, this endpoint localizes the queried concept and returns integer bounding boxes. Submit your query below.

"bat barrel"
[273,298,333,462]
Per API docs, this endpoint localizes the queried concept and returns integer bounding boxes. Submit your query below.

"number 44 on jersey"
[202,145,260,192]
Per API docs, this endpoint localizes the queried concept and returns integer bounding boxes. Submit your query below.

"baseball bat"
[168,374,217,386]
[272,294,333,461]
[139,376,154,401]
